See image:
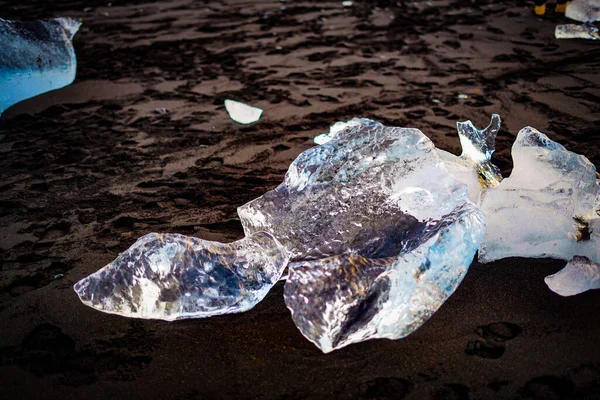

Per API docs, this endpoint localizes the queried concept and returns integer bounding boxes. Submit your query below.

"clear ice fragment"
[74,231,289,321]
[545,256,600,296]
[224,99,263,124]
[239,118,478,261]
[284,205,484,353]
[555,23,600,40]
[0,17,81,116]
[479,126,600,263]
[566,0,600,22]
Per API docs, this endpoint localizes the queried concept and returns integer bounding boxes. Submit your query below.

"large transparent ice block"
[74,232,289,321]
[479,126,600,263]
[0,17,81,116]
[566,0,600,22]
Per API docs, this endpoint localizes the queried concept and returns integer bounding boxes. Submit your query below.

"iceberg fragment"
[555,23,600,40]
[479,126,600,263]
[284,205,484,353]
[0,17,81,116]
[566,0,600,22]
[74,232,289,321]
[239,118,480,262]
[224,99,263,124]
[545,256,600,296]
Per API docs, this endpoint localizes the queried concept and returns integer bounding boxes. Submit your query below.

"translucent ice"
[555,23,600,40]
[284,205,484,353]
[0,17,81,116]
[438,114,503,203]
[479,126,600,263]
[566,0,600,22]
[545,256,600,296]
[239,118,481,261]
[74,232,289,321]
[224,99,263,124]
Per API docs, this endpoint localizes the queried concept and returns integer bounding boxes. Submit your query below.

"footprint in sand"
[465,322,522,359]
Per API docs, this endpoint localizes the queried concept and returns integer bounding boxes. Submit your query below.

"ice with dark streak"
[284,204,484,353]
[545,256,600,296]
[74,232,289,321]
[0,17,81,116]
[239,118,485,262]
[239,118,485,352]
[479,126,600,264]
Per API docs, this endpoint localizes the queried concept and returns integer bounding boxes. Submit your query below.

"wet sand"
[1,0,599,398]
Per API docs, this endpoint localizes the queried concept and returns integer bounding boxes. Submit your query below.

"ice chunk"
[239,118,478,261]
[479,126,600,263]
[566,0,600,22]
[224,99,263,124]
[284,205,484,353]
[0,17,81,116]
[555,23,600,40]
[545,256,600,296]
[74,232,289,321]
[438,114,503,203]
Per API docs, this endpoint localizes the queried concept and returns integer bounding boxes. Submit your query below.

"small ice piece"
[555,23,600,40]
[545,256,600,296]
[457,94,469,100]
[479,126,600,263]
[0,17,81,116]
[239,118,480,262]
[74,231,289,321]
[342,1,353,7]
[284,204,484,353]
[224,99,263,124]
[566,0,600,22]
[154,107,168,114]
[438,114,503,202]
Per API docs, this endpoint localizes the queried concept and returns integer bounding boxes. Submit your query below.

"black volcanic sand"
[1,0,600,399]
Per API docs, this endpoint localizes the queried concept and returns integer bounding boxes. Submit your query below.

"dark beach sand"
[1,0,599,398]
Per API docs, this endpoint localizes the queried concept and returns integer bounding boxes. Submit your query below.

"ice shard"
[555,23,600,40]
[566,0,600,23]
[479,126,600,263]
[284,205,484,353]
[545,256,600,296]
[0,17,81,116]
[224,99,263,124]
[438,114,503,203]
[238,118,481,261]
[74,232,289,321]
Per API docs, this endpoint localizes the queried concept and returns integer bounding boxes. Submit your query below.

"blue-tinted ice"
[0,17,81,116]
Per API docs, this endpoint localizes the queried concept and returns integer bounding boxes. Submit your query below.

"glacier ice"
[479,126,600,263]
[284,205,484,353]
[74,232,289,321]
[566,0,600,22]
[239,118,481,262]
[239,118,485,352]
[545,256,600,296]
[555,23,600,40]
[0,17,81,116]
[224,99,263,124]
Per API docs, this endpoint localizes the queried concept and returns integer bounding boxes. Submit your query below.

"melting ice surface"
[555,23,600,40]
[545,256,600,296]
[479,126,600,263]
[566,0,600,22]
[224,99,263,124]
[0,17,81,116]
[239,118,485,352]
[74,232,289,321]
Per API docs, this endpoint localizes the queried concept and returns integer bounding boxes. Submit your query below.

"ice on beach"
[566,0,600,22]
[545,256,600,296]
[224,99,263,124]
[0,17,81,116]
[74,232,289,321]
[239,118,485,352]
[555,23,600,40]
[479,126,600,264]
